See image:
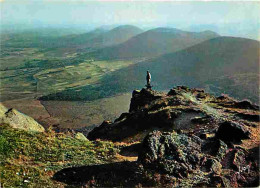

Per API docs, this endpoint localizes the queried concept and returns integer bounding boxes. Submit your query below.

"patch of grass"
[0,125,118,187]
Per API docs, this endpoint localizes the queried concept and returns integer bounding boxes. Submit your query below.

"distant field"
[0,45,135,101]
[0,29,137,130]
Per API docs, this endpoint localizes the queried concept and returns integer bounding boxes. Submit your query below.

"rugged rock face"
[0,103,45,132]
[87,86,260,187]
[138,129,259,187]
[88,86,259,143]
[129,89,165,112]
[138,131,203,178]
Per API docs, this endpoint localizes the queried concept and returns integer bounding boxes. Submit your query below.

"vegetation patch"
[0,125,118,187]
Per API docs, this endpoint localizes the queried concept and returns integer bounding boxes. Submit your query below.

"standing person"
[146,70,151,86]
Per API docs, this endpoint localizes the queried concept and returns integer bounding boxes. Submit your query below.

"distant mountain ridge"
[39,25,143,49]
[40,36,260,104]
[2,25,144,49]
[89,27,220,59]
[85,25,144,48]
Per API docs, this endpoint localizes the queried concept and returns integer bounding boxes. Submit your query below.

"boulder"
[138,131,203,178]
[75,132,88,141]
[0,104,45,132]
[0,103,8,117]
[216,121,250,143]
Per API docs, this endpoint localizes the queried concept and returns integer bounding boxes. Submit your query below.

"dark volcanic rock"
[138,131,203,178]
[202,139,228,160]
[233,100,259,110]
[216,94,235,102]
[216,121,250,143]
[137,130,259,187]
[129,88,164,112]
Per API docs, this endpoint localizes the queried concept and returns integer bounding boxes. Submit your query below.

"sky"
[1,1,260,39]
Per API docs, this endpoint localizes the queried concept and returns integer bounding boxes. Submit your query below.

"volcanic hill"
[89,27,219,59]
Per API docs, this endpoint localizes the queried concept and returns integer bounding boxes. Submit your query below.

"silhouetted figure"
[146,70,152,89]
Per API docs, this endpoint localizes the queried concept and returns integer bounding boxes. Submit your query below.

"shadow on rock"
[53,161,147,187]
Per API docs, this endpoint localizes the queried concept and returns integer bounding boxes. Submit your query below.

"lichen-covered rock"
[0,103,8,117]
[0,104,45,132]
[204,158,222,175]
[138,131,203,178]
[75,132,88,141]
[232,149,247,171]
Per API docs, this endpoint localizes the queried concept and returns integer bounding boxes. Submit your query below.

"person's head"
[147,70,149,73]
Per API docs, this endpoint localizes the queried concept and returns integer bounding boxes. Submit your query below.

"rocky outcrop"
[88,86,259,143]
[0,103,45,132]
[86,86,259,187]
[129,89,165,112]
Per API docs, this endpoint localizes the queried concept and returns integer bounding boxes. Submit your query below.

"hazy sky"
[1,1,260,39]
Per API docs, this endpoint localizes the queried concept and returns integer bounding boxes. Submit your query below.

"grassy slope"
[0,125,118,187]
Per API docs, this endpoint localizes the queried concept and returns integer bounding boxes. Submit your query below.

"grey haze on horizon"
[1,1,260,40]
